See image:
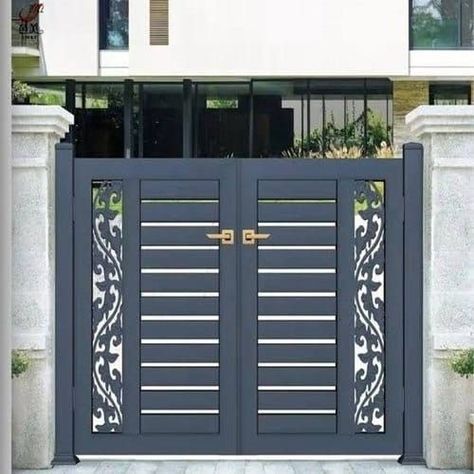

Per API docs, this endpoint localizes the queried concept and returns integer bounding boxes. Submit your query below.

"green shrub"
[12,350,30,378]
[294,107,392,157]
[12,80,33,103]
[450,349,474,379]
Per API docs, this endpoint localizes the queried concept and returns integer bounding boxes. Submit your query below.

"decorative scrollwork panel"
[354,181,385,433]
[92,181,124,433]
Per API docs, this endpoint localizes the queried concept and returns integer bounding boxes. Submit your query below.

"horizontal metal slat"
[141,367,218,386]
[142,344,219,363]
[259,250,336,269]
[141,415,218,433]
[258,321,336,339]
[141,391,219,410]
[259,181,337,200]
[141,321,219,339]
[141,274,218,293]
[258,203,336,222]
[258,297,336,315]
[258,367,336,386]
[141,202,218,222]
[258,391,336,410]
[141,226,219,245]
[141,249,219,269]
[259,345,336,363]
[258,274,336,293]
[141,180,219,199]
[141,297,219,315]
[258,415,336,434]
[257,226,336,245]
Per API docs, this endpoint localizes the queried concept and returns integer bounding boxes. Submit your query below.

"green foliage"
[293,108,392,157]
[12,80,33,103]
[30,90,64,106]
[366,110,392,155]
[450,349,474,378]
[411,9,458,48]
[12,350,30,378]
[206,98,239,109]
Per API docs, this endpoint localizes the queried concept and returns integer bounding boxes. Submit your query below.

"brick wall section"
[393,81,429,152]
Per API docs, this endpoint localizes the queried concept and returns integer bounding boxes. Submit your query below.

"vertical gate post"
[399,142,424,465]
[53,143,79,465]
[124,79,134,158]
[183,79,193,157]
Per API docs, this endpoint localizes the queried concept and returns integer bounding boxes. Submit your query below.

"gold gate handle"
[206,229,235,245]
[242,229,271,245]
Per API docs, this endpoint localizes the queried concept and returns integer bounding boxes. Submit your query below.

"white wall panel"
[129,0,409,77]
[39,0,99,76]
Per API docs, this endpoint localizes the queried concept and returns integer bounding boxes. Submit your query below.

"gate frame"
[52,143,424,465]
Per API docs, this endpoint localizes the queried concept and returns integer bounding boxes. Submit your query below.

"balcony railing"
[12,18,39,49]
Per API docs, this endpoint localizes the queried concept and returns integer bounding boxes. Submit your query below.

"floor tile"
[263,461,296,474]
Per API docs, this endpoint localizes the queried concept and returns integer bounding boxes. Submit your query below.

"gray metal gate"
[53,144,424,464]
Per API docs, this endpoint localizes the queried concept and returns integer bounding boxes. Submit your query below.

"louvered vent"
[150,0,169,45]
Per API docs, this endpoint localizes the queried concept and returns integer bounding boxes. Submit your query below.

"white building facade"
[12,0,474,159]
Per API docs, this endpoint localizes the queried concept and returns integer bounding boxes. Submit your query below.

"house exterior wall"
[128,0,409,78]
[13,0,474,80]
[15,0,409,78]
[17,0,99,77]
[393,81,429,152]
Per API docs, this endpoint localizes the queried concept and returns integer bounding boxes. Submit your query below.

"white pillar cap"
[12,105,74,139]
[406,105,474,138]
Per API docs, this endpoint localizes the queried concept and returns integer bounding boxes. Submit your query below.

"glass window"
[429,83,471,104]
[100,0,129,49]
[367,96,392,152]
[253,80,308,157]
[307,80,392,156]
[75,83,124,158]
[308,95,323,155]
[140,84,183,158]
[344,96,365,150]
[411,0,474,48]
[195,83,250,158]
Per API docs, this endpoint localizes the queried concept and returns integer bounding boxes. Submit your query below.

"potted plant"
[11,80,33,105]
[11,350,30,379]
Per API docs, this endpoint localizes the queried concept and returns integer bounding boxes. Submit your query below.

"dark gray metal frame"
[239,158,404,454]
[399,143,424,465]
[53,143,424,464]
[54,143,79,465]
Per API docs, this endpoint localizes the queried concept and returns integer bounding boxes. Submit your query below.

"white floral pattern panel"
[92,181,123,433]
[354,181,385,433]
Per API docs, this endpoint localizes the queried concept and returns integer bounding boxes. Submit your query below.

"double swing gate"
[54,144,423,462]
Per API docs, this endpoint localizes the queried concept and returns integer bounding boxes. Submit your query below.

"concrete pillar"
[393,81,429,152]
[0,0,12,470]
[406,105,474,469]
[11,106,73,469]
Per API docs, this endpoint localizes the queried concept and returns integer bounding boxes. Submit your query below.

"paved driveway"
[13,460,472,473]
